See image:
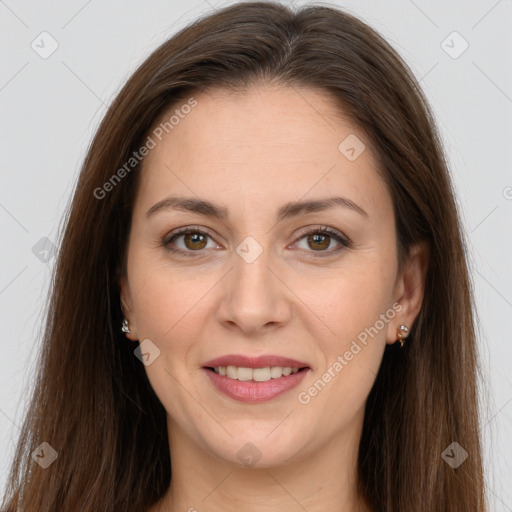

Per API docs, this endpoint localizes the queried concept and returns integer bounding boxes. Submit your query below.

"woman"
[1,1,487,510]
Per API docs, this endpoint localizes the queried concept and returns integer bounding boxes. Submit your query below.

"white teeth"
[237,367,253,381]
[252,367,271,381]
[214,366,301,381]
[226,365,238,379]
[270,366,283,378]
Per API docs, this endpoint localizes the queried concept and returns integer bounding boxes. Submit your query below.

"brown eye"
[306,233,331,251]
[162,225,350,258]
[163,227,219,257]
[181,232,208,250]
[294,226,349,256]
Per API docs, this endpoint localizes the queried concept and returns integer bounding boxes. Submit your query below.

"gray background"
[1,0,511,508]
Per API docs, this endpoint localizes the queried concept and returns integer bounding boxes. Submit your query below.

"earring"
[396,324,409,348]
[121,318,131,334]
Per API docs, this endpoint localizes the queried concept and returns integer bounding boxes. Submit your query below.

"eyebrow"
[145,195,368,221]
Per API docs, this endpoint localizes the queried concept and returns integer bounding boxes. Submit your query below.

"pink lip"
[202,354,310,369]
[202,367,310,403]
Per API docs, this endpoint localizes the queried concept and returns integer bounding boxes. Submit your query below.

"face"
[119,84,425,467]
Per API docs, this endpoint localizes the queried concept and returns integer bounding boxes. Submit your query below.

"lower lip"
[202,368,310,403]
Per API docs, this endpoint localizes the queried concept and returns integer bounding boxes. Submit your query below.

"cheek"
[304,254,395,344]
[128,254,211,336]
[298,255,394,401]
[297,276,389,429]
[317,280,388,381]
[127,266,210,417]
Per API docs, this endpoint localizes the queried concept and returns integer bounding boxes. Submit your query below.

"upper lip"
[202,354,310,369]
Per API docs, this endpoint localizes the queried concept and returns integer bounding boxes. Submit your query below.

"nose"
[215,240,292,335]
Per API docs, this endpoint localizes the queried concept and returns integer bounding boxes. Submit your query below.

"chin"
[201,429,309,469]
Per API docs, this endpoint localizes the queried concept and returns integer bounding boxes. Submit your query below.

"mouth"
[202,364,311,403]
[200,354,311,402]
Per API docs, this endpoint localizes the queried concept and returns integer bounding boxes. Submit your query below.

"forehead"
[135,84,391,221]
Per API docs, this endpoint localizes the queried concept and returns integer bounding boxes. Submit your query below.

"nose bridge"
[216,233,289,330]
[232,234,276,302]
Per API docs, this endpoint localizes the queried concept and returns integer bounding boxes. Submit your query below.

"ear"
[386,240,429,345]
[118,273,139,341]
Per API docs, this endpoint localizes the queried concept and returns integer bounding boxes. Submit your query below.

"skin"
[119,83,428,512]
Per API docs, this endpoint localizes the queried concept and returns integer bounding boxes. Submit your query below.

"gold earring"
[396,324,409,348]
[121,318,131,334]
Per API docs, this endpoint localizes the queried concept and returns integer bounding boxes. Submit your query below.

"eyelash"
[160,225,351,258]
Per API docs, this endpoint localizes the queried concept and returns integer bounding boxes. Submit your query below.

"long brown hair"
[1,1,487,510]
